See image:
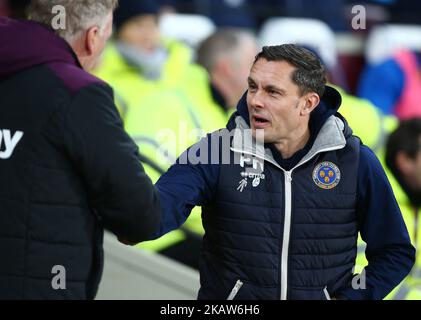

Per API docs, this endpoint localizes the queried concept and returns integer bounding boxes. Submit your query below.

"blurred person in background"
[94,0,215,123]
[94,0,227,269]
[196,28,258,118]
[384,119,421,299]
[0,0,161,299]
[358,49,421,120]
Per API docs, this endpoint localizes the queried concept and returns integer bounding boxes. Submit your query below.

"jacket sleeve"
[150,134,220,239]
[337,145,415,300]
[61,84,161,243]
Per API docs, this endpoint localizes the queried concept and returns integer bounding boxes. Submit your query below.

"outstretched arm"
[150,134,221,239]
[61,85,161,244]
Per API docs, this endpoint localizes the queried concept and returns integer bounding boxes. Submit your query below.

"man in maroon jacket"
[0,0,161,299]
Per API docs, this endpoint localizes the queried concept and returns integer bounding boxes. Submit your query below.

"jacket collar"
[231,115,346,171]
[0,18,81,81]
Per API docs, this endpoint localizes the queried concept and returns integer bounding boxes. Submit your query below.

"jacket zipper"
[227,280,244,300]
[232,145,346,300]
[278,146,346,300]
[280,171,293,300]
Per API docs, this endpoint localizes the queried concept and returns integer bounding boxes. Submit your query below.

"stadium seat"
[258,17,338,70]
[159,13,216,50]
[365,24,421,65]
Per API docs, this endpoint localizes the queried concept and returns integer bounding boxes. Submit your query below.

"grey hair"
[29,0,118,43]
[197,28,256,73]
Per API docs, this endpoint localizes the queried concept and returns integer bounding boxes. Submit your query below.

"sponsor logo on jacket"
[0,129,24,159]
[237,154,265,192]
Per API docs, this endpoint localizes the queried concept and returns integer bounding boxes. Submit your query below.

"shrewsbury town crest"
[312,161,341,190]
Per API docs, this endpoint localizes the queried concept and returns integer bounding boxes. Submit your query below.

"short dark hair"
[254,44,327,97]
[386,118,421,179]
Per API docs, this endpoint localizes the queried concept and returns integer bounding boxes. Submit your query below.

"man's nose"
[250,90,264,109]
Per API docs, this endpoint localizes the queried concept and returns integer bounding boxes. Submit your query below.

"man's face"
[413,151,421,190]
[117,14,160,52]
[247,58,307,143]
[405,146,421,191]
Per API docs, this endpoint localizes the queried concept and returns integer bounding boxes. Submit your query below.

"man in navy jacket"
[152,44,415,300]
[0,1,161,299]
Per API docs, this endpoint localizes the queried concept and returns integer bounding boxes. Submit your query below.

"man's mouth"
[252,114,270,128]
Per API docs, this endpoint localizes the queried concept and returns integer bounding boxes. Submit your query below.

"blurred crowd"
[2,0,421,299]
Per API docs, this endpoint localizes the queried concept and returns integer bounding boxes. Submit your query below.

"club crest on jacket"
[313,161,341,190]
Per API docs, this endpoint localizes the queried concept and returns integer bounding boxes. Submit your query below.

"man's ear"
[300,93,320,116]
[85,25,100,56]
[396,151,414,177]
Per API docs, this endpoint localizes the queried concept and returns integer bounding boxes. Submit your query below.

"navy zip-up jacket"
[153,87,415,300]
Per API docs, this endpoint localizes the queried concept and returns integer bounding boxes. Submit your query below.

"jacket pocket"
[227,280,244,300]
[290,286,332,300]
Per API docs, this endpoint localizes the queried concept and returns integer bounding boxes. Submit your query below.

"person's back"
[0,1,161,300]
